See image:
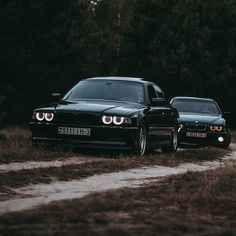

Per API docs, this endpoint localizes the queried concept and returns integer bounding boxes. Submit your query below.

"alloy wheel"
[138,124,147,155]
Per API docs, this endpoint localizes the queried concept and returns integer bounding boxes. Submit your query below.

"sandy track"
[0,150,235,216]
[0,156,110,173]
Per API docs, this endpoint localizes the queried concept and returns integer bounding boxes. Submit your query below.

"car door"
[145,84,175,147]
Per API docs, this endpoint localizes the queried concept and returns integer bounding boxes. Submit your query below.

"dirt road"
[0,144,235,215]
[0,156,111,173]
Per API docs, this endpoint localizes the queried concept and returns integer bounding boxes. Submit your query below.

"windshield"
[171,99,221,115]
[64,80,145,104]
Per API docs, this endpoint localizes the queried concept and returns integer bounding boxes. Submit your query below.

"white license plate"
[58,127,91,136]
[186,132,207,138]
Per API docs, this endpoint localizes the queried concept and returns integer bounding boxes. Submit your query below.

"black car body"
[171,97,231,148]
[30,77,178,155]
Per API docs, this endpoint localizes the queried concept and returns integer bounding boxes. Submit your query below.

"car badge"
[195,120,199,124]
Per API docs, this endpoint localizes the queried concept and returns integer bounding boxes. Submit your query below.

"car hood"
[37,100,145,117]
[178,112,225,125]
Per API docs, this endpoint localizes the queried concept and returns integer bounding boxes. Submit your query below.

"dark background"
[0,0,236,127]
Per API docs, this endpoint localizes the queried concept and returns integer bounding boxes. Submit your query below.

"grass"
[0,127,72,163]
[0,148,229,191]
[0,128,234,235]
[0,127,230,163]
[0,127,230,192]
[0,164,235,236]
[231,130,236,143]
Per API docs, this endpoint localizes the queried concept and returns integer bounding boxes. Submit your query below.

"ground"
[0,127,235,236]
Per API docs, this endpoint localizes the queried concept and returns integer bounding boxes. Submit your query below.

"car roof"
[84,76,148,84]
[172,96,215,102]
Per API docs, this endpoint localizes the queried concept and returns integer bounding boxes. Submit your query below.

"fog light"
[218,137,224,142]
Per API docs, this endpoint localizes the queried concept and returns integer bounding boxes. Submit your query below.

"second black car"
[171,96,231,148]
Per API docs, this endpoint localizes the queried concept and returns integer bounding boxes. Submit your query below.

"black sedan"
[30,77,178,155]
[170,97,231,148]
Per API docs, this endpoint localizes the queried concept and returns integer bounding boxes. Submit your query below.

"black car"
[30,77,178,155]
[170,96,231,148]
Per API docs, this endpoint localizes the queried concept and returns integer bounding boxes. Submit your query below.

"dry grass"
[0,148,229,191]
[0,127,70,163]
[175,147,229,160]
[0,127,230,192]
[0,164,235,236]
[231,130,236,143]
[0,127,230,164]
[0,128,234,235]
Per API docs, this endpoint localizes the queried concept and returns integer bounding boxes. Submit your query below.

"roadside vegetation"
[0,127,71,163]
[0,164,235,236]
[0,127,229,163]
[231,130,236,143]
[0,128,230,194]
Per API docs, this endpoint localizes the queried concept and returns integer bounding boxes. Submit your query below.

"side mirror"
[52,93,62,101]
[151,98,169,107]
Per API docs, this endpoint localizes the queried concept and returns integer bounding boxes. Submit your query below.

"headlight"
[102,116,113,124]
[35,112,54,122]
[123,117,132,125]
[178,123,184,132]
[113,116,125,125]
[45,112,54,122]
[210,125,223,132]
[36,112,45,121]
[102,116,132,125]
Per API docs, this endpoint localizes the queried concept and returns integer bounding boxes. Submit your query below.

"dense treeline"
[0,0,236,126]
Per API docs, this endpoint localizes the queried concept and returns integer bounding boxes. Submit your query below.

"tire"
[135,121,147,156]
[162,127,178,153]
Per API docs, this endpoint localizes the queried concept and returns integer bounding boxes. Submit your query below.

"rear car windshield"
[171,99,221,115]
[64,80,145,104]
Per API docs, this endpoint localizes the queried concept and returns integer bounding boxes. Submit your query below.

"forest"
[0,0,236,126]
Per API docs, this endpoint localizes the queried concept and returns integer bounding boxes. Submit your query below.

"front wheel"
[135,122,147,156]
[161,127,178,153]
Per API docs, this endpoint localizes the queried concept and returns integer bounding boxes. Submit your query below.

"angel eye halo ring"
[102,115,113,124]
[45,112,54,122]
[113,116,125,125]
[35,112,54,121]
[102,115,132,125]
[36,112,45,121]
[210,125,223,132]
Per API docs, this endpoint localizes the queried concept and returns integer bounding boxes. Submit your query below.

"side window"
[148,85,157,101]
[153,85,164,98]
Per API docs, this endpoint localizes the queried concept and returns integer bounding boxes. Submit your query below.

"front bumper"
[30,122,138,150]
[178,130,229,146]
